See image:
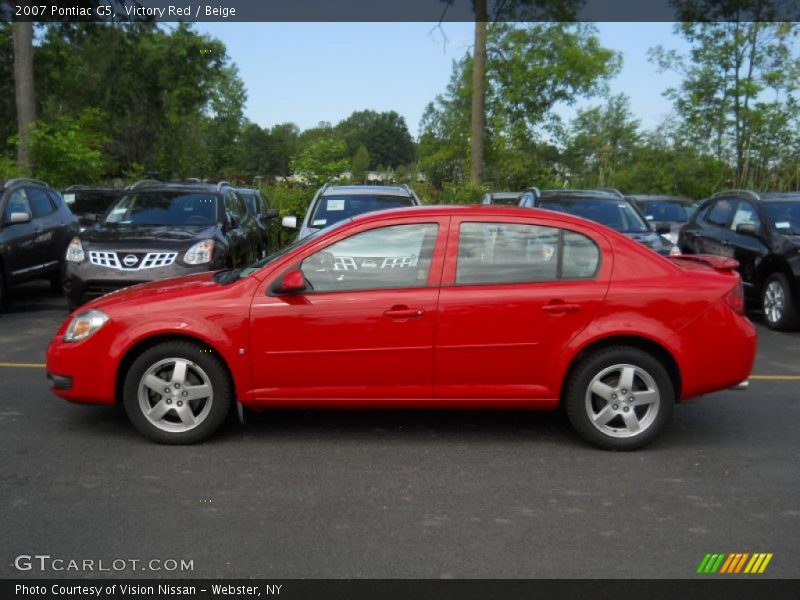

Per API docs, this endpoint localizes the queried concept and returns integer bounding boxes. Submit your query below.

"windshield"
[638,200,698,223]
[764,201,800,236]
[104,192,218,227]
[236,221,348,279]
[539,197,649,233]
[307,194,414,229]
[64,191,122,215]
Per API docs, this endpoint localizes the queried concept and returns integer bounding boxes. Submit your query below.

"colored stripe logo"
[697,553,773,574]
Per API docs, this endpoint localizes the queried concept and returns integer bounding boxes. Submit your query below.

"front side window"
[456,222,599,285]
[308,194,415,229]
[104,192,218,227]
[730,201,761,231]
[302,223,438,292]
[705,199,736,227]
[3,189,31,221]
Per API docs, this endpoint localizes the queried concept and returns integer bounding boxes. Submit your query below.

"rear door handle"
[384,307,425,319]
[542,303,581,315]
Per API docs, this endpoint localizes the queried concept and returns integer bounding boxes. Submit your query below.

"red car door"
[434,215,612,403]
[249,217,449,403]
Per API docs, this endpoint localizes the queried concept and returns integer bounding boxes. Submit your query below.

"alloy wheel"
[763,280,785,325]
[137,358,214,433]
[585,363,661,439]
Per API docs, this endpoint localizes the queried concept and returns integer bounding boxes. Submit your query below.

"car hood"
[86,272,221,310]
[80,224,218,246]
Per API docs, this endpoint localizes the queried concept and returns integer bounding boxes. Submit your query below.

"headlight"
[66,237,85,263]
[184,240,215,265]
[64,310,109,343]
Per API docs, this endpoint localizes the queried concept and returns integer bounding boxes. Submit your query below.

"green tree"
[290,134,350,186]
[337,110,415,169]
[351,144,370,182]
[651,14,800,187]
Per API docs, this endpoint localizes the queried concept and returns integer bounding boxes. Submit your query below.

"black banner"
[3,579,800,600]
[2,0,800,23]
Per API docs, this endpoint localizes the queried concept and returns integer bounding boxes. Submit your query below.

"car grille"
[88,251,178,270]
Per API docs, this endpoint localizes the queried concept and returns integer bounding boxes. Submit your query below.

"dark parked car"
[62,185,125,231]
[678,190,800,331]
[0,178,79,307]
[627,195,699,245]
[481,191,524,205]
[64,181,261,309]
[282,184,421,239]
[518,189,679,256]
[236,187,279,256]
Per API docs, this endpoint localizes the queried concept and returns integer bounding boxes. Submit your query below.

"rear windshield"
[763,201,800,235]
[64,191,122,215]
[104,192,218,227]
[308,194,414,229]
[490,196,520,206]
[539,197,649,233]
[638,200,698,223]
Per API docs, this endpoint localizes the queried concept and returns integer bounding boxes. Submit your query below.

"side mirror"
[7,211,31,225]
[655,221,671,235]
[282,215,298,229]
[274,269,306,294]
[736,223,758,237]
[264,208,279,219]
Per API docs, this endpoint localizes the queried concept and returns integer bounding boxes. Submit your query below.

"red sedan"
[46,206,756,449]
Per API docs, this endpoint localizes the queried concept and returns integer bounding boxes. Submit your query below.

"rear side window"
[27,187,55,218]
[705,199,736,227]
[47,190,63,209]
[456,222,599,285]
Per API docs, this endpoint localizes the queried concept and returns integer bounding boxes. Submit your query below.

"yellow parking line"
[749,375,800,381]
[0,362,46,368]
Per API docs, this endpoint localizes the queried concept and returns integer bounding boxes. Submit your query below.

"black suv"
[62,185,125,231]
[678,190,800,331]
[518,188,678,256]
[236,187,279,256]
[64,181,261,309]
[0,178,79,307]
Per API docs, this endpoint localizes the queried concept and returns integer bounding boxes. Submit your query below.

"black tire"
[761,272,800,332]
[123,341,233,444]
[565,346,674,450]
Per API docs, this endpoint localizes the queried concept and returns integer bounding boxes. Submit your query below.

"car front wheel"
[123,341,232,444]
[761,272,800,331]
[565,347,674,450]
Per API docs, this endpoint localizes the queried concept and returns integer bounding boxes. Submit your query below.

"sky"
[195,22,691,138]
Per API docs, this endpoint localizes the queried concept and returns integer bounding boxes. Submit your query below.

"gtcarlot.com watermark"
[13,554,194,573]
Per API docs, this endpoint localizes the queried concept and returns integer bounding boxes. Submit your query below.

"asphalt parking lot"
[1,281,798,579]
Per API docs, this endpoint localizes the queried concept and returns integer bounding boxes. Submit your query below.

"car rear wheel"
[123,341,232,444]
[565,347,674,450]
[761,272,799,331]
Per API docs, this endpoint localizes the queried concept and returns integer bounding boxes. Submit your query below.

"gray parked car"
[282,184,421,239]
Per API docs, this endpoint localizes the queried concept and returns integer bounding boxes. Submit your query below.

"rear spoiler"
[668,254,739,271]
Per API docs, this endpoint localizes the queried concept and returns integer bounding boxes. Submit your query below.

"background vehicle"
[627,195,699,244]
[481,191,524,205]
[679,190,800,331]
[62,185,125,231]
[64,180,261,309]
[281,183,421,239]
[518,189,679,256]
[0,178,79,307]
[237,187,279,256]
[47,205,755,450]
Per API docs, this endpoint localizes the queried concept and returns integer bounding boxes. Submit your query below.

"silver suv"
[282,184,421,239]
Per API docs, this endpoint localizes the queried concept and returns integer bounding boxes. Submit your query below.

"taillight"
[723,281,745,315]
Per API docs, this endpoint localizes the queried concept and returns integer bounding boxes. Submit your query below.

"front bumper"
[65,258,223,305]
[46,324,119,404]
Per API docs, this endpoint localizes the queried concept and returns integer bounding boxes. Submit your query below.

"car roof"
[626,194,695,203]
[347,204,613,230]
[487,191,522,199]
[321,185,414,197]
[712,190,800,202]
[129,182,224,194]
[537,189,628,201]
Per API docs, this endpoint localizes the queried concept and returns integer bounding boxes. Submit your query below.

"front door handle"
[384,307,425,319]
[542,302,581,315]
